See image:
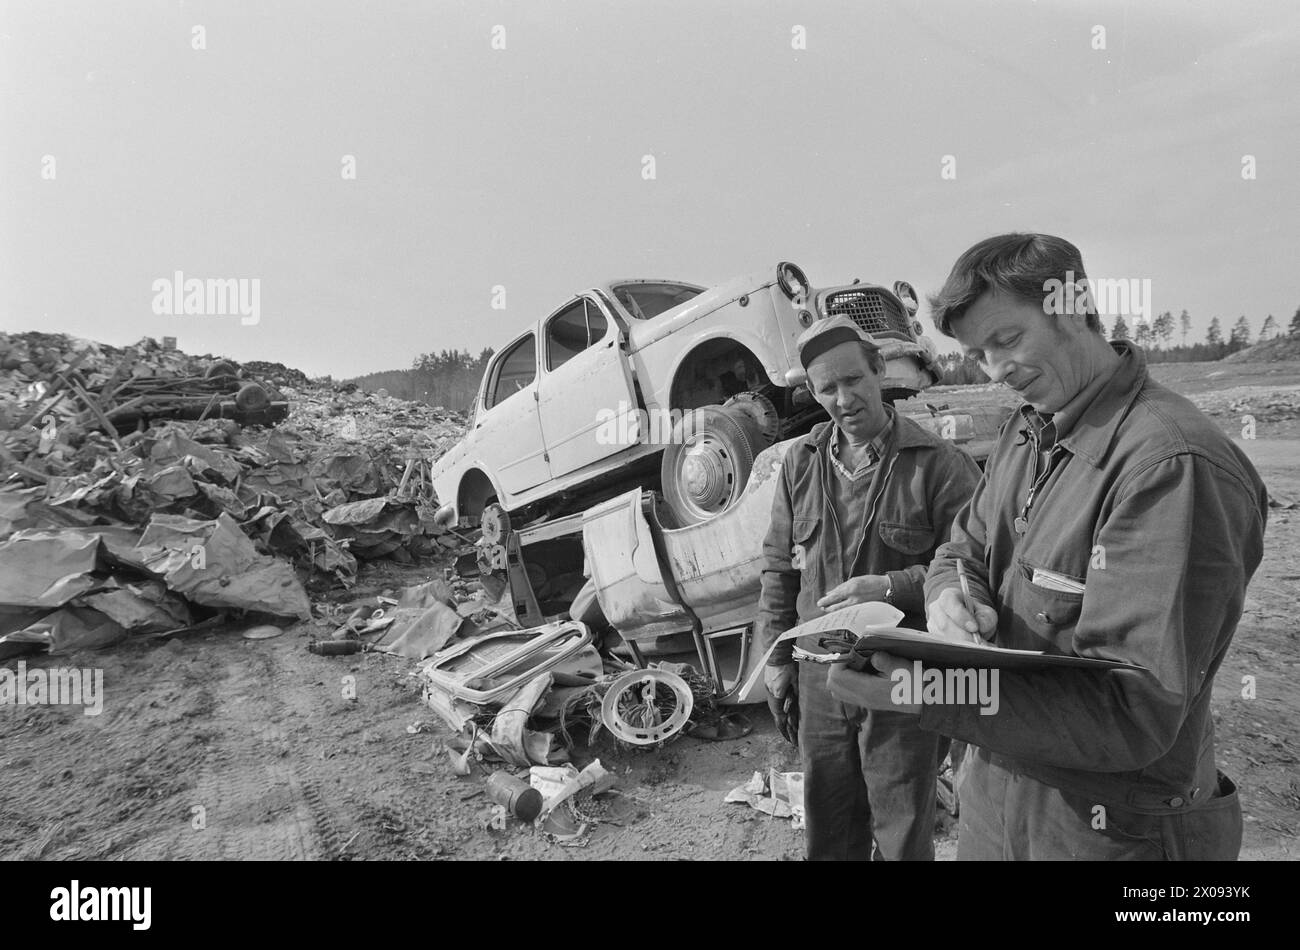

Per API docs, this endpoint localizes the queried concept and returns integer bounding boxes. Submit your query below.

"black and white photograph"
[0,0,1296,899]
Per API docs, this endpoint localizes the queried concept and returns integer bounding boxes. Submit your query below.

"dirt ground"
[1,362,1295,861]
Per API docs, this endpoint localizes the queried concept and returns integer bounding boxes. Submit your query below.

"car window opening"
[547,299,608,371]
[488,334,537,408]
[612,283,703,321]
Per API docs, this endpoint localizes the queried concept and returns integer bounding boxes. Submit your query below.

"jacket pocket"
[879,521,935,556]
[791,517,821,586]
[1015,558,1083,646]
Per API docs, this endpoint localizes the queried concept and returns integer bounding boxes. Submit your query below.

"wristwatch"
[883,579,894,605]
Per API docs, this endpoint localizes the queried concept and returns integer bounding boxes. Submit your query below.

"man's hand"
[817,574,890,612]
[926,587,998,643]
[826,652,919,714]
[764,663,799,744]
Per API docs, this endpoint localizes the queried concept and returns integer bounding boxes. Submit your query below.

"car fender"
[634,324,790,413]
[430,446,509,523]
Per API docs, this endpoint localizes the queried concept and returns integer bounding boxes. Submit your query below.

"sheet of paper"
[737,602,903,702]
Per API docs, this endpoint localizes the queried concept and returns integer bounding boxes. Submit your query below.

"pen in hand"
[955,561,984,646]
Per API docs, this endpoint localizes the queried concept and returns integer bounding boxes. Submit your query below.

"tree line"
[934,306,1299,383]
[348,347,495,412]
[1107,308,1297,363]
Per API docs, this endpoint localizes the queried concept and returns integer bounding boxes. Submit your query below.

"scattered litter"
[485,771,543,821]
[531,759,614,815]
[308,638,364,656]
[444,724,491,776]
[725,769,806,828]
[242,624,283,640]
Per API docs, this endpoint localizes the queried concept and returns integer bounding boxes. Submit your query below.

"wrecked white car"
[431,263,941,527]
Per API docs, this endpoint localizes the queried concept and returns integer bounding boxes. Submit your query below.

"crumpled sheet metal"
[490,673,556,768]
[80,578,192,633]
[13,605,128,654]
[0,485,50,536]
[0,530,102,609]
[379,600,469,660]
[136,512,311,620]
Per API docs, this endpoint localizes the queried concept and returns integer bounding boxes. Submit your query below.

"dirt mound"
[1223,336,1300,363]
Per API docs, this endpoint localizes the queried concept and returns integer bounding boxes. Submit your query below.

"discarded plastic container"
[308,638,363,656]
[485,772,542,822]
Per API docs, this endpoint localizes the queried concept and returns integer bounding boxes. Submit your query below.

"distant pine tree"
[1229,316,1252,350]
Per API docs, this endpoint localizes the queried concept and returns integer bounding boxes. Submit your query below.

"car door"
[478,330,551,496]
[537,296,640,477]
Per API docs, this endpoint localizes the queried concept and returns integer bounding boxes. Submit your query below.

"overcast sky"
[2,0,1297,377]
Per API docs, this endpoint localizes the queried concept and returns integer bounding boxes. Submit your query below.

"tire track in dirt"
[164,643,355,860]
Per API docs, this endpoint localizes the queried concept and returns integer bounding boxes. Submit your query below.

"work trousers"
[957,746,1244,860]
[798,663,945,861]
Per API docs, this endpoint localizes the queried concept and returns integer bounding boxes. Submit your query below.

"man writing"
[829,233,1267,859]
[756,315,980,860]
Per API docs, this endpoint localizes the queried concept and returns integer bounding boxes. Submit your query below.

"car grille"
[823,290,911,337]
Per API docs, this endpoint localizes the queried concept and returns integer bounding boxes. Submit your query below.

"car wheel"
[660,405,763,526]
[234,382,270,412]
[722,391,779,446]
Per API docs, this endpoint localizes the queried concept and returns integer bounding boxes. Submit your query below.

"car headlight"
[777,262,809,300]
[893,281,919,315]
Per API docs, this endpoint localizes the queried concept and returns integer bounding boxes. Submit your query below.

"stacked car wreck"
[421,262,1008,746]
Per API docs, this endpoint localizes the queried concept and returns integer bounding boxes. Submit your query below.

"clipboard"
[737,602,1142,702]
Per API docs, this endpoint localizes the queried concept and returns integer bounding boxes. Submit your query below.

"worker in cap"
[755,313,981,860]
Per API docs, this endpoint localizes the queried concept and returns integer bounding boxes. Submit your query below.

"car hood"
[623,269,778,354]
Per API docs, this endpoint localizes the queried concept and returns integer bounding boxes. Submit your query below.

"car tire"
[234,381,270,412]
[660,405,764,526]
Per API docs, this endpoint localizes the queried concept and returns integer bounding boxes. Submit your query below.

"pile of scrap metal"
[0,332,290,441]
[0,511,309,659]
[410,582,718,768]
[0,331,469,657]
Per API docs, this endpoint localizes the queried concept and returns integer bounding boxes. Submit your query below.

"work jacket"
[756,410,981,663]
[923,342,1268,814]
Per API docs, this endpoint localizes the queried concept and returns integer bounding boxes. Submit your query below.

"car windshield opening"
[612,282,703,320]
